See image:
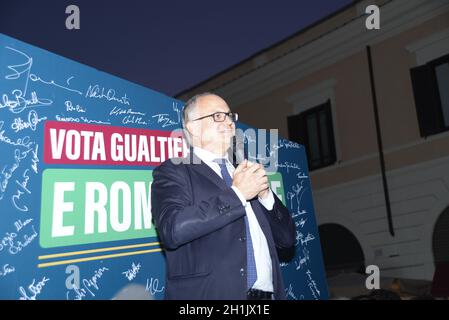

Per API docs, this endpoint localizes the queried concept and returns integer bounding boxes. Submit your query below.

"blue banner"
[0,33,328,300]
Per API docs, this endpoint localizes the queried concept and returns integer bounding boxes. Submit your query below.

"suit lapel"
[188,153,228,191]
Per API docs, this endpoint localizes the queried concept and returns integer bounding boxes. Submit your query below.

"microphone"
[235,138,245,164]
[231,134,246,166]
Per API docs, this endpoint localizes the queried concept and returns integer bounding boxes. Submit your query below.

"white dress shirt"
[193,147,275,292]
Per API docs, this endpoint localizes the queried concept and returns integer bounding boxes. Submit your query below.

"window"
[287,100,336,171]
[410,53,449,137]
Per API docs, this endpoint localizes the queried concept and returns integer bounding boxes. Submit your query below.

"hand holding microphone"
[232,160,270,200]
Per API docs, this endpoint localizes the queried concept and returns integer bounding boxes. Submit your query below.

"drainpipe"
[366,45,395,237]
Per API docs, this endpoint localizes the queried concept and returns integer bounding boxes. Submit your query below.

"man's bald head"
[182,92,225,126]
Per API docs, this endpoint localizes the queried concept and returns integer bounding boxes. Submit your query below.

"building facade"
[177,0,449,281]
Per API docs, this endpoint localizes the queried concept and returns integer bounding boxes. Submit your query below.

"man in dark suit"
[151,93,295,300]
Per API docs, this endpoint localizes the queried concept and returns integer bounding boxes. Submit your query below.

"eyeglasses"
[191,112,238,123]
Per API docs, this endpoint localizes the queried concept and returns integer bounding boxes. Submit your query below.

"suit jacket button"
[239,236,246,242]
[240,268,245,276]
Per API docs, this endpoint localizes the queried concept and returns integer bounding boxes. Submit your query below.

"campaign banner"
[0,33,328,300]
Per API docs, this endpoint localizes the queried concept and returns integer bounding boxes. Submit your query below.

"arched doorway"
[318,223,365,277]
[431,206,449,296]
[432,206,449,264]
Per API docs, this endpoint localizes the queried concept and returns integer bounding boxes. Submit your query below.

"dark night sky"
[0,0,353,97]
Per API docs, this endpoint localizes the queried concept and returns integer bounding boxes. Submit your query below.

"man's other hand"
[232,160,269,200]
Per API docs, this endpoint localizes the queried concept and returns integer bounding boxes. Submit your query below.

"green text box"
[40,169,155,248]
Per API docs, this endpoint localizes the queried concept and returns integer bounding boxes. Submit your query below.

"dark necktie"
[214,159,258,289]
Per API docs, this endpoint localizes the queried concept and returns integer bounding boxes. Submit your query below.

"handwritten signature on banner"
[0,264,15,278]
[85,85,130,106]
[296,232,316,247]
[294,247,310,271]
[262,139,302,161]
[287,181,309,219]
[0,121,34,149]
[273,139,302,151]
[145,277,165,296]
[109,106,145,117]
[66,267,110,300]
[2,46,140,118]
[275,161,308,179]
[18,276,50,300]
[0,147,28,201]
[152,102,181,128]
[0,135,39,209]
[285,283,299,300]
[0,223,38,255]
[65,100,86,113]
[55,114,111,125]
[12,168,32,212]
[122,262,141,281]
[305,269,321,299]
[1,90,52,114]
[109,106,147,125]
[11,110,47,133]
[1,46,87,114]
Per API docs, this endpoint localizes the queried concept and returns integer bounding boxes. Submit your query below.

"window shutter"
[410,64,444,137]
[323,100,337,165]
[287,113,306,145]
[433,207,449,264]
